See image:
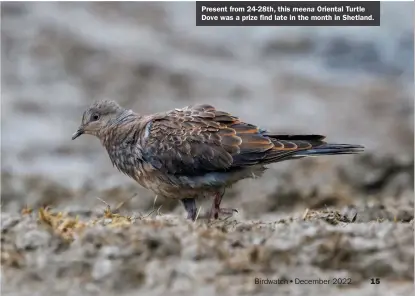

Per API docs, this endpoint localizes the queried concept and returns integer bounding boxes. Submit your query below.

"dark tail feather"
[294,144,365,157]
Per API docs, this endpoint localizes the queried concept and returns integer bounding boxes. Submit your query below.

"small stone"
[92,259,113,281]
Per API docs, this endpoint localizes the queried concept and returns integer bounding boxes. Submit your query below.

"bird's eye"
[91,113,100,121]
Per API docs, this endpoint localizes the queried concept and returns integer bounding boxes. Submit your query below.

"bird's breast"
[106,145,145,178]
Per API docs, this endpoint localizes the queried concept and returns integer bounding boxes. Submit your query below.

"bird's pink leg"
[209,191,238,220]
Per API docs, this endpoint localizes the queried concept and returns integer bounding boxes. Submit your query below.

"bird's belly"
[132,164,267,200]
[134,170,216,200]
[142,167,266,199]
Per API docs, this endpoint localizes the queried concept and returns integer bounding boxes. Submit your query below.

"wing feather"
[142,105,328,175]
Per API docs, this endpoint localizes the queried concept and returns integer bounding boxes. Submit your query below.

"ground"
[1,199,414,296]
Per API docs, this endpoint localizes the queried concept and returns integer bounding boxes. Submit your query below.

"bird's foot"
[207,190,238,220]
[209,207,238,220]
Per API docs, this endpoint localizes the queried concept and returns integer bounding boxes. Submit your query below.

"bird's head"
[72,100,125,140]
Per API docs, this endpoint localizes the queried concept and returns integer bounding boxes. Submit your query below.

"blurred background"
[1,2,414,221]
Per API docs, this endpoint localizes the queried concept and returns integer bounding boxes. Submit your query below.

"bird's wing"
[142,104,326,175]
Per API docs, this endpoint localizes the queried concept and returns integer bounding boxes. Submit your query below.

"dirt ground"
[1,206,414,296]
[1,2,414,296]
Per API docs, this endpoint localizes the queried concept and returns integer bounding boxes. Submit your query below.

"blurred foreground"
[2,208,413,296]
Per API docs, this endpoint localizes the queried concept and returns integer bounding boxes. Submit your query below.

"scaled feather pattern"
[73,101,364,218]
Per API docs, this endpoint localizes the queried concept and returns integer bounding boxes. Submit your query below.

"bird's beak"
[72,128,84,140]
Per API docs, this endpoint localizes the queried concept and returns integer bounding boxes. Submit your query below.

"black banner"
[196,1,380,26]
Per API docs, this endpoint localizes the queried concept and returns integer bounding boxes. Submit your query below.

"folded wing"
[142,104,360,176]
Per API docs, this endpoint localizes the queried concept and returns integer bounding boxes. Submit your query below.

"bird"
[72,100,364,221]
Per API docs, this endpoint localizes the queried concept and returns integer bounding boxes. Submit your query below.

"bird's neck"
[100,111,140,148]
[98,111,153,177]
